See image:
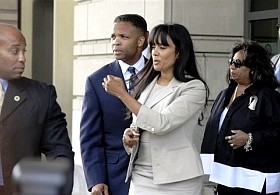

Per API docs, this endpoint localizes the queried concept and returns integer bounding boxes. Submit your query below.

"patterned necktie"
[127,67,137,93]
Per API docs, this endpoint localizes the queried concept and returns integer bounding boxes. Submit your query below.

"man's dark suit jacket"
[0,77,74,194]
[80,60,132,195]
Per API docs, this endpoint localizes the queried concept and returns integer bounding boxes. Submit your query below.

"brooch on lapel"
[14,96,20,102]
[248,95,258,110]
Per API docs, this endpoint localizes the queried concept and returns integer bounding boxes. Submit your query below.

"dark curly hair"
[228,40,279,89]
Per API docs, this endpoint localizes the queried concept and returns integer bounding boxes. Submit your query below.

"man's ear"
[138,36,145,47]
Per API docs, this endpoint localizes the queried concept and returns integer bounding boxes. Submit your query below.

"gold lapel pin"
[14,96,20,102]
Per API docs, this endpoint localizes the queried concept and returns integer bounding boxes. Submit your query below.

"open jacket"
[80,60,132,195]
[125,76,206,184]
[0,77,74,194]
[201,82,280,193]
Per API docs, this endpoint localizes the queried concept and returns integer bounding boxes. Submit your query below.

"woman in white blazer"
[103,23,209,195]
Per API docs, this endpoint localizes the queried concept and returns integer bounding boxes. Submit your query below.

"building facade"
[0,0,280,194]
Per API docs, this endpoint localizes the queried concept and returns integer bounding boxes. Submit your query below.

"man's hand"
[91,183,109,195]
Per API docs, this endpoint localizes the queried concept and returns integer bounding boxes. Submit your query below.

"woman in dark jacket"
[201,40,280,195]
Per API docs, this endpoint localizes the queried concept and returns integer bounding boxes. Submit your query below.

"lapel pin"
[248,95,258,110]
[14,96,20,102]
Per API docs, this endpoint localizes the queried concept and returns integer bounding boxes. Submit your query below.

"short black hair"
[114,14,147,34]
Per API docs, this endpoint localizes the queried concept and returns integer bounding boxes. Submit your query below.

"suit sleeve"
[135,80,206,135]
[250,90,280,147]
[80,77,107,191]
[41,85,74,160]
[40,85,75,194]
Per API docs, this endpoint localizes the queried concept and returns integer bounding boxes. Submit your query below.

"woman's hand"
[103,75,142,116]
[123,127,140,148]
[102,75,127,98]
[225,130,249,149]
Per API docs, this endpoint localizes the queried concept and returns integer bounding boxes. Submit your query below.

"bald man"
[0,23,74,194]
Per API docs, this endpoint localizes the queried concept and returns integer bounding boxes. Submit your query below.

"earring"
[250,70,254,76]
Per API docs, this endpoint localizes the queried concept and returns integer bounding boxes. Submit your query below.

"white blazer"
[125,76,206,184]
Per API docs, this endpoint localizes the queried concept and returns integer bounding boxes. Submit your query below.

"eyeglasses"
[228,59,245,68]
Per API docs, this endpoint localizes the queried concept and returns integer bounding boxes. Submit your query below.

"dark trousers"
[217,184,279,195]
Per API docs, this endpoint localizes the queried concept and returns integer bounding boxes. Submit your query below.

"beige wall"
[53,0,75,139]
[20,0,33,79]
[0,0,18,25]
[170,0,244,99]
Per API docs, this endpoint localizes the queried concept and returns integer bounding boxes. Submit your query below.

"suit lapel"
[109,60,128,91]
[139,76,180,108]
[0,79,27,122]
[110,60,124,78]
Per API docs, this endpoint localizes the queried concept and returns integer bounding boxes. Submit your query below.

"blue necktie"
[127,67,137,93]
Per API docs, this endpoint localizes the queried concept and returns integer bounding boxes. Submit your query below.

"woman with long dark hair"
[103,23,209,194]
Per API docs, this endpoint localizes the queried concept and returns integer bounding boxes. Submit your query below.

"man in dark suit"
[80,14,148,195]
[0,23,74,194]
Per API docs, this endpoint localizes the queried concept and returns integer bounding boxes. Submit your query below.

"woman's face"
[151,35,178,74]
[229,50,251,85]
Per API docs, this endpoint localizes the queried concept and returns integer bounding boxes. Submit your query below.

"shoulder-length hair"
[228,40,279,89]
[132,23,209,123]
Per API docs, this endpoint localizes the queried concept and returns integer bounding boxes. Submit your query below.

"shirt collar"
[0,78,8,92]
[118,55,145,75]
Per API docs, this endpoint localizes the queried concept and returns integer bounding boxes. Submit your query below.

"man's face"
[111,21,144,65]
[0,30,26,80]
